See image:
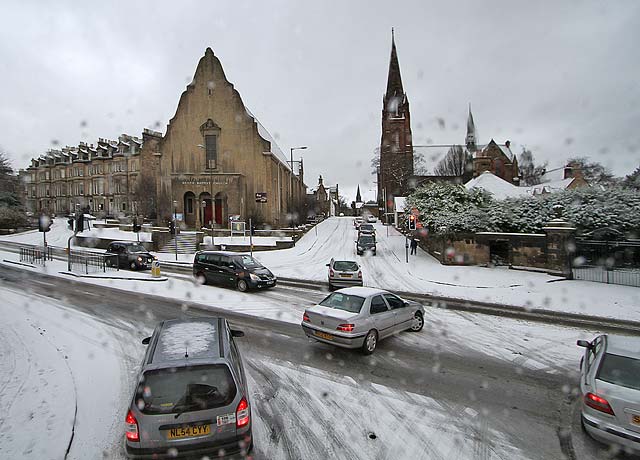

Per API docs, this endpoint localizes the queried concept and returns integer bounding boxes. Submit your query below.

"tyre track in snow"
[0,326,31,434]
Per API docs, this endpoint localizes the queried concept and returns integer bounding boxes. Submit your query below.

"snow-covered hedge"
[405,183,640,235]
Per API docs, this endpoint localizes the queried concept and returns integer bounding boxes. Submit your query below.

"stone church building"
[376,32,521,211]
[24,47,306,229]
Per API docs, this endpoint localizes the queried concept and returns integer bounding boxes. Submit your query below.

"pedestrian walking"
[410,238,418,255]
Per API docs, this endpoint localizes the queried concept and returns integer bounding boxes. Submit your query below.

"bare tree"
[133,173,157,219]
[567,156,617,184]
[433,145,472,178]
[518,147,547,186]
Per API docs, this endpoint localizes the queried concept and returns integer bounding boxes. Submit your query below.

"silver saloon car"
[301,287,425,354]
[577,334,640,454]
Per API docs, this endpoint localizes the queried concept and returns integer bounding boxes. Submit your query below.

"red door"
[204,200,213,226]
[215,198,222,224]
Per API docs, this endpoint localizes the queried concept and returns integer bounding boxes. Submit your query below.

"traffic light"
[408,214,417,231]
[169,221,176,235]
[133,218,142,233]
[38,215,52,232]
[67,217,74,230]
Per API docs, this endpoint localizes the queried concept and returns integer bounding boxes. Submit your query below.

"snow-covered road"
[0,261,610,459]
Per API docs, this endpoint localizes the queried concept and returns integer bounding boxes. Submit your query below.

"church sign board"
[255,192,267,203]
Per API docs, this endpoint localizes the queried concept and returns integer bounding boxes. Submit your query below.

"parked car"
[354,217,364,229]
[301,287,425,354]
[105,241,156,270]
[327,258,363,290]
[366,214,377,223]
[577,334,640,454]
[358,223,376,237]
[193,251,276,292]
[356,234,376,256]
[125,318,252,458]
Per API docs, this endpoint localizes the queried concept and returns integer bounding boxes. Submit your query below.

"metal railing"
[572,240,640,287]
[69,252,119,275]
[20,246,53,265]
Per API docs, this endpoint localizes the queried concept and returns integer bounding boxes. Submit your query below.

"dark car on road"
[356,234,376,256]
[125,318,252,459]
[193,251,277,292]
[106,241,156,270]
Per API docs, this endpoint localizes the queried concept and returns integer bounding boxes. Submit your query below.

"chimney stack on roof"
[505,140,511,148]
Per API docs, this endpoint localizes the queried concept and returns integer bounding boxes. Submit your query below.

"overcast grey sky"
[1,0,639,202]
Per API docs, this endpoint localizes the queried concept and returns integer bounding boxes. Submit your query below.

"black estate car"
[193,251,277,292]
[106,241,156,270]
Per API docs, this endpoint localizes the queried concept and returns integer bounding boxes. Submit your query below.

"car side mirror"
[326,263,330,267]
[576,339,592,349]
[142,336,151,345]
[231,329,245,338]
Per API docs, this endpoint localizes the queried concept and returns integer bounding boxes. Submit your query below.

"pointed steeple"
[385,28,404,100]
[356,185,362,203]
[466,103,477,152]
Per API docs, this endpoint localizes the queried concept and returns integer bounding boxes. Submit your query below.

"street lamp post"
[173,200,178,261]
[197,144,215,244]
[289,146,307,227]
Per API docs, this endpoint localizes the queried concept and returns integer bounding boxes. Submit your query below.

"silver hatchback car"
[301,286,425,354]
[125,318,252,459]
[327,258,363,290]
[577,334,640,454]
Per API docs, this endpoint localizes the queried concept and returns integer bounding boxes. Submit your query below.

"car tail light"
[236,398,250,427]
[303,312,310,322]
[329,269,335,277]
[584,392,615,415]
[337,323,355,332]
[125,410,139,442]
[357,271,362,278]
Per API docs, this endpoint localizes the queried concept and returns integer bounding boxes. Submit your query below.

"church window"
[205,134,217,169]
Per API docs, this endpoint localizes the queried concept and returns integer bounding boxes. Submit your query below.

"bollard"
[151,260,161,278]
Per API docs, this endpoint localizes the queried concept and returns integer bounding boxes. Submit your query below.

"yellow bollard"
[151,260,161,278]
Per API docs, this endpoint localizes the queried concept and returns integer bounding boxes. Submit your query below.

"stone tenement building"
[23,47,307,228]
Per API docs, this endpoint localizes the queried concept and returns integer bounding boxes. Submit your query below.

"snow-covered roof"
[465,171,577,199]
[245,107,290,170]
[394,196,406,211]
[465,172,529,200]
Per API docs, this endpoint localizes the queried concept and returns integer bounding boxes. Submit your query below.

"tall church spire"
[466,103,477,152]
[385,28,404,100]
[356,185,362,203]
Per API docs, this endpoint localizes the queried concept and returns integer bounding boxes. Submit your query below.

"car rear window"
[597,353,640,391]
[360,224,373,230]
[319,293,365,313]
[136,364,237,415]
[333,261,358,272]
[359,236,375,244]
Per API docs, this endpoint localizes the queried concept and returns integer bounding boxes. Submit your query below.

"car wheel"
[237,279,248,292]
[130,261,137,270]
[409,312,424,332]
[362,330,378,355]
[195,272,206,285]
[328,283,334,291]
